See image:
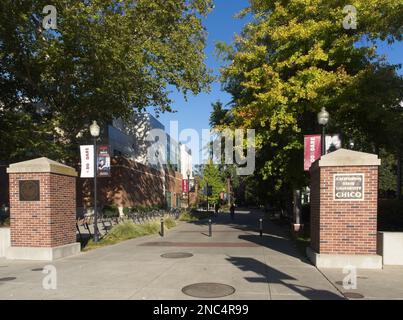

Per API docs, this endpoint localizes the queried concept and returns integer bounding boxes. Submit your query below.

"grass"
[178,211,199,222]
[84,217,177,251]
[178,210,215,222]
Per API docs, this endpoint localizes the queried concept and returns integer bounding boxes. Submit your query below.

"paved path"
[0,209,344,300]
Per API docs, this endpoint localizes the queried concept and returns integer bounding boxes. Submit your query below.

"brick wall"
[9,172,76,247]
[310,165,378,255]
[77,157,183,210]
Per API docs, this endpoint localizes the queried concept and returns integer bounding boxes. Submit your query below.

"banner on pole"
[80,145,94,178]
[97,145,111,177]
[304,135,321,171]
[304,134,342,171]
[182,179,189,193]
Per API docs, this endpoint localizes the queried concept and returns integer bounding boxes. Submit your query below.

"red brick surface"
[9,172,76,248]
[77,157,183,209]
[310,165,378,255]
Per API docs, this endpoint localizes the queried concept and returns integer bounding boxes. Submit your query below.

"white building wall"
[180,144,193,178]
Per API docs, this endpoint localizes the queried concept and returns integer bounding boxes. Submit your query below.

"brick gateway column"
[6,157,80,260]
[307,149,382,269]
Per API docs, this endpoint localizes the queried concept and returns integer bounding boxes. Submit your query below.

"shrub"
[164,217,176,229]
[378,199,403,231]
[102,204,119,218]
[179,211,198,222]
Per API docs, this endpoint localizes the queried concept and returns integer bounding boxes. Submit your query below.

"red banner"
[182,179,189,193]
[304,135,321,171]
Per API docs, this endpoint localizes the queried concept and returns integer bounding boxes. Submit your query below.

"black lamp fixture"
[317,107,329,156]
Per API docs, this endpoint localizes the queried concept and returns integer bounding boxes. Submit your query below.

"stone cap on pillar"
[7,157,77,177]
[316,148,381,167]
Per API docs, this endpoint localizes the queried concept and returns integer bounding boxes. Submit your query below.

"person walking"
[230,203,235,220]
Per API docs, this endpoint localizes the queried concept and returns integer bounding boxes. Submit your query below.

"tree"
[198,161,225,204]
[215,0,403,205]
[0,0,213,164]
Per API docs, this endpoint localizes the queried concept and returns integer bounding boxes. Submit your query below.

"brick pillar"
[307,149,382,269]
[6,157,80,260]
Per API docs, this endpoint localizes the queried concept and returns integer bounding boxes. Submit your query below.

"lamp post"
[186,168,190,209]
[90,120,100,242]
[349,140,355,150]
[317,107,329,156]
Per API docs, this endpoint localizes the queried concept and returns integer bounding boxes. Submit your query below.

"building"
[102,113,183,209]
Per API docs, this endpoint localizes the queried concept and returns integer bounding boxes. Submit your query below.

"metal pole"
[187,175,190,208]
[206,183,209,212]
[93,137,99,242]
[160,218,164,237]
[321,124,326,156]
[227,177,231,207]
[208,219,212,237]
[259,218,263,237]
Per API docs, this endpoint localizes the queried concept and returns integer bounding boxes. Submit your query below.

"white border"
[333,173,365,201]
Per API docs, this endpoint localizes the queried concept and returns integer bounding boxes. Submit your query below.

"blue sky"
[151,1,250,137]
[150,1,402,163]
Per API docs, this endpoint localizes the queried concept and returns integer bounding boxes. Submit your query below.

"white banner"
[80,145,94,178]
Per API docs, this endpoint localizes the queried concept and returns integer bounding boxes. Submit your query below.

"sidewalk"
[0,209,344,299]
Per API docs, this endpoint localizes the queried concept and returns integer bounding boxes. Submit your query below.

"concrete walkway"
[0,209,344,300]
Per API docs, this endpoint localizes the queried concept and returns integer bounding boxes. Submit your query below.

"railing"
[76,207,182,244]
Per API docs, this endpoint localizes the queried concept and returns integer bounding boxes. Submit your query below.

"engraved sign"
[19,180,40,201]
[334,174,364,200]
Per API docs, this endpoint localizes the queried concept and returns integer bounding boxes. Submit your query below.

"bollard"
[160,218,164,237]
[259,218,263,237]
[208,219,212,237]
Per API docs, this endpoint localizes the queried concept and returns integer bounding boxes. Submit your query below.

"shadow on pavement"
[227,256,344,300]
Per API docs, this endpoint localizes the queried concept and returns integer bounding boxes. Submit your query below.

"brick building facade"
[76,156,183,212]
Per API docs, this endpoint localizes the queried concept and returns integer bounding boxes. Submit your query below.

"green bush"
[164,217,177,229]
[378,199,403,231]
[123,207,131,215]
[179,211,198,222]
[102,204,119,218]
[0,217,10,227]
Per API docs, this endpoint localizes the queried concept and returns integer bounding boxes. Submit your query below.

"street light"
[349,140,355,150]
[317,107,329,156]
[90,120,100,242]
[186,168,190,209]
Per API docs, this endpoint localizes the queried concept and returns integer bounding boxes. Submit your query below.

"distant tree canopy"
[214,0,403,204]
[198,161,226,204]
[0,0,213,164]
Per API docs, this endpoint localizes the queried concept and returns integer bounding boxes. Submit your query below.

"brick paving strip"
[139,241,260,247]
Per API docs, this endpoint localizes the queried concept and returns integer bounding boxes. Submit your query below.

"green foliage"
[215,0,403,203]
[102,204,119,218]
[164,217,177,229]
[198,161,225,204]
[378,199,403,231]
[178,210,214,221]
[179,211,199,221]
[84,217,177,250]
[379,149,398,196]
[0,0,213,164]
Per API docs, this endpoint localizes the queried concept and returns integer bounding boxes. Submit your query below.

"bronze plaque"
[334,174,364,201]
[19,180,40,201]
